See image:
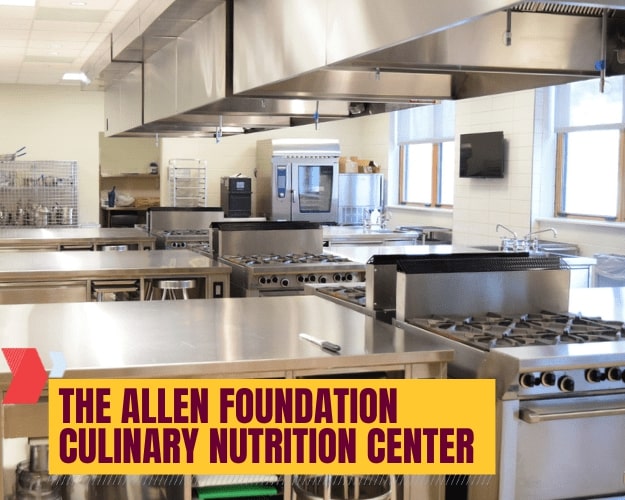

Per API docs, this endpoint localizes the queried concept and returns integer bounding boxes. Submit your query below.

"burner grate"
[223,253,351,266]
[408,311,625,349]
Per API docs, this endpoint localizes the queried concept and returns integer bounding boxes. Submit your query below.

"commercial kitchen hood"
[234,0,625,101]
[82,0,625,137]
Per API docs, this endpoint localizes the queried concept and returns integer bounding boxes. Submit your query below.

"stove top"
[406,311,625,351]
[222,253,351,267]
[315,284,367,306]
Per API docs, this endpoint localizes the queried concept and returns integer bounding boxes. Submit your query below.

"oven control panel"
[517,366,625,396]
[254,271,365,290]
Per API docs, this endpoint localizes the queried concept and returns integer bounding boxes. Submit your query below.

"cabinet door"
[0,282,88,304]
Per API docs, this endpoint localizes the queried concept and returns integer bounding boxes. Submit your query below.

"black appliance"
[220,176,252,217]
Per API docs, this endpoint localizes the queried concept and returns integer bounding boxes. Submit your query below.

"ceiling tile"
[29,29,93,42]
[0,0,140,84]
[0,31,29,43]
[32,19,101,32]
[39,0,119,9]
[24,54,75,63]
[35,6,108,22]
[0,5,35,19]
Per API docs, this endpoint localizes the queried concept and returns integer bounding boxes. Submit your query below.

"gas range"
[391,253,625,500]
[152,229,211,251]
[220,252,365,297]
[211,221,366,297]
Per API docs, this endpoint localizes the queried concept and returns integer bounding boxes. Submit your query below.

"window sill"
[537,216,625,230]
[387,204,453,214]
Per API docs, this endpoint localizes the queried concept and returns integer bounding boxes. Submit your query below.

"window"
[395,101,455,207]
[555,76,625,221]
[399,141,455,206]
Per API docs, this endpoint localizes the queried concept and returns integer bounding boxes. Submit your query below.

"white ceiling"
[0,0,139,86]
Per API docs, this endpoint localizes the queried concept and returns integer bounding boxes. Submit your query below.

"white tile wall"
[453,91,535,247]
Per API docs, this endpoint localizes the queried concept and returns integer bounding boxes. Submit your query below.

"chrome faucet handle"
[496,224,518,239]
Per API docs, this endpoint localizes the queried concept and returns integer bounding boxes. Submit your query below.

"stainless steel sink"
[470,243,579,258]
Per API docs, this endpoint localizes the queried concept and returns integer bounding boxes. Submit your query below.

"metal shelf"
[168,159,208,207]
[0,160,78,227]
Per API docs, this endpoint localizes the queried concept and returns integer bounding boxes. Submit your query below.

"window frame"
[398,141,453,208]
[555,128,625,221]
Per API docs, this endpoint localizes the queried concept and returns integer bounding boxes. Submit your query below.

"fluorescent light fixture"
[0,0,35,5]
[62,72,91,84]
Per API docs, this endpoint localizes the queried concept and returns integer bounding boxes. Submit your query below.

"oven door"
[496,394,625,500]
[290,161,339,223]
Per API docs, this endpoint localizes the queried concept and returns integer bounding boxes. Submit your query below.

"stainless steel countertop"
[322,225,423,243]
[0,249,230,280]
[0,296,453,387]
[326,244,485,264]
[0,227,155,245]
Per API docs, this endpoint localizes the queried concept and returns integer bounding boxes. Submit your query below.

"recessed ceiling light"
[70,1,87,5]
[0,0,36,5]
[62,72,91,84]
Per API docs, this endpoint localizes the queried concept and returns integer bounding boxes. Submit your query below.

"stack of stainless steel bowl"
[15,441,62,500]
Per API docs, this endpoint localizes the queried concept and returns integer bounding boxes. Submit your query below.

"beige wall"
[0,85,103,225]
[159,114,392,209]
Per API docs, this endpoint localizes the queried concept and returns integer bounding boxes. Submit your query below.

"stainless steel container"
[15,460,62,500]
[338,173,385,225]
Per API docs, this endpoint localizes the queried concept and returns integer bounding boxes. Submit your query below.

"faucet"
[523,228,557,251]
[495,224,518,239]
[379,209,391,229]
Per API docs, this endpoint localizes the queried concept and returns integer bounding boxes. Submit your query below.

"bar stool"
[147,279,196,300]
[292,475,396,500]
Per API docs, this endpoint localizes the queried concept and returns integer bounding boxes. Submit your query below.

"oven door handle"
[519,405,625,423]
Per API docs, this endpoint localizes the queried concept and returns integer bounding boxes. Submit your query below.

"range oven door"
[495,395,625,500]
[272,159,339,223]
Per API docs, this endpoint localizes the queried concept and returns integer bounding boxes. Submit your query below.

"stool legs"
[148,279,196,300]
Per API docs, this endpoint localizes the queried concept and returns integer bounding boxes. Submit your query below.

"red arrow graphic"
[2,348,47,404]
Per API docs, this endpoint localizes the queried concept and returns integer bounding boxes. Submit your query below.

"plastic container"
[594,253,625,287]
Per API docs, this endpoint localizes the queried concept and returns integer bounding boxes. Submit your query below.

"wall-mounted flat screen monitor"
[459,131,505,178]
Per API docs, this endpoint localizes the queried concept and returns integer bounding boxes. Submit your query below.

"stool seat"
[148,279,196,300]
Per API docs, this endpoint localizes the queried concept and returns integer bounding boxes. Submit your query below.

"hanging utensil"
[0,146,26,162]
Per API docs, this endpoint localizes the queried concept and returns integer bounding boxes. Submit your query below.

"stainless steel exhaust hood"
[83,0,625,137]
[234,0,625,101]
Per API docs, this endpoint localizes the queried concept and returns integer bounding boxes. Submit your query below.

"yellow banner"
[48,378,495,475]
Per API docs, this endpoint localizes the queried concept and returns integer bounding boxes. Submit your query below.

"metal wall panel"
[177,3,227,113]
[144,40,177,123]
[233,0,328,93]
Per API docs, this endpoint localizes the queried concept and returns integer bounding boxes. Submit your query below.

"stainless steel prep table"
[322,225,424,247]
[0,227,155,251]
[0,296,453,500]
[0,249,231,303]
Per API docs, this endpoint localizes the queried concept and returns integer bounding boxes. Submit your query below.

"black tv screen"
[459,131,505,178]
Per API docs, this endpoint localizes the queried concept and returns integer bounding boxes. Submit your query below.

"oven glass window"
[298,165,333,213]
